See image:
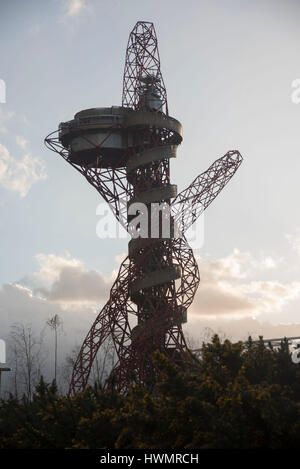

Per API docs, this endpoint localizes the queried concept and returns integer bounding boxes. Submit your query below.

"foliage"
[1,335,300,448]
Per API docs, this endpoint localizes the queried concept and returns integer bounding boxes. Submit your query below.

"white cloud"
[0,143,47,197]
[33,253,82,285]
[260,256,277,269]
[22,249,300,322]
[191,249,300,319]
[286,230,300,256]
[31,253,111,304]
[24,248,300,323]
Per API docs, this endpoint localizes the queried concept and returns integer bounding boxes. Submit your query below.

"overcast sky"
[1,0,300,349]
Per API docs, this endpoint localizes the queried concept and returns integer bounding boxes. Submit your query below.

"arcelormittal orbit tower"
[45,21,243,394]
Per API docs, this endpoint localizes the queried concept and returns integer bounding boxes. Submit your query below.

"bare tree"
[10,342,19,397]
[46,314,62,383]
[9,323,45,400]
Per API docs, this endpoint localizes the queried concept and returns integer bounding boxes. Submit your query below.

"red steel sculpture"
[45,21,243,394]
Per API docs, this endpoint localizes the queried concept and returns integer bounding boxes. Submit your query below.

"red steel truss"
[45,21,243,394]
[122,21,168,115]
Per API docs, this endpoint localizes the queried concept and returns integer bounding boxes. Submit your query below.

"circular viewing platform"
[58,106,182,169]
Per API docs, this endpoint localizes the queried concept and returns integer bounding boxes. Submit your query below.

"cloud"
[45,266,109,303]
[1,275,300,362]
[60,0,87,18]
[0,282,96,365]
[22,248,299,324]
[286,230,300,256]
[191,249,300,318]
[0,253,114,391]
[21,248,299,321]
[0,253,116,377]
[260,256,277,269]
[2,263,300,395]
[31,253,111,304]
[0,247,299,393]
[3,248,300,358]
[0,143,47,197]
[33,253,83,285]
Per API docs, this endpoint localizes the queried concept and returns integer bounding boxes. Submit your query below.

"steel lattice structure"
[45,21,243,394]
